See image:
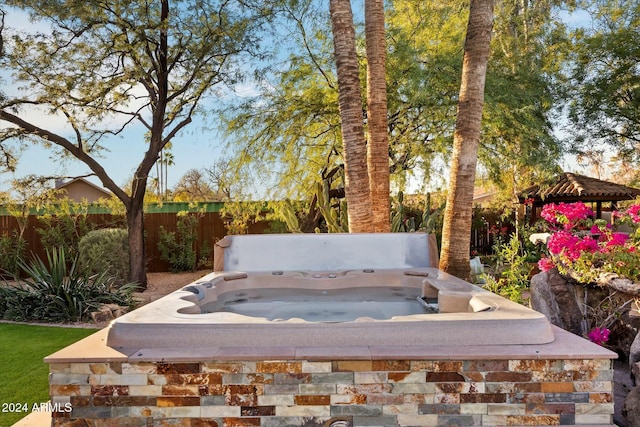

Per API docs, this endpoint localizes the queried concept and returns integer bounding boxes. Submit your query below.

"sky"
[0,4,600,198]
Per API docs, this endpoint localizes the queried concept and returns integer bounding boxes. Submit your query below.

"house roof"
[518,172,640,204]
[55,177,112,197]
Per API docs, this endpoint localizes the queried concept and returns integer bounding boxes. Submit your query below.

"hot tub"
[49,233,616,427]
[106,234,554,348]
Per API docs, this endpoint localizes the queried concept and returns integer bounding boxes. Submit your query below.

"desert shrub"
[78,228,130,286]
[0,233,26,279]
[197,240,213,270]
[158,213,200,272]
[36,212,96,260]
[0,247,136,323]
[483,233,533,304]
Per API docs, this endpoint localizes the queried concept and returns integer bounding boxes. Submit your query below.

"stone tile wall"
[48,358,614,427]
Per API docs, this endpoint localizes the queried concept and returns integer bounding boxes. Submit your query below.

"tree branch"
[0,109,129,203]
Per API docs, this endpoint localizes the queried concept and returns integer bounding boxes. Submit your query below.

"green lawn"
[0,323,99,426]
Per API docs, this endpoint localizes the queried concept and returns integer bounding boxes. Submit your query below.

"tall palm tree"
[439,0,495,279]
[365,0,390,232]
[330,0,374,232]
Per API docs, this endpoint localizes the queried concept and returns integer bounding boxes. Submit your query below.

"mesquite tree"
[0,0,272,287]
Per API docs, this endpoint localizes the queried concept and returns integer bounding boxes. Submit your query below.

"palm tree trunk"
[439,0,495,280]
[330,0,373,233]
[365,0,390,232]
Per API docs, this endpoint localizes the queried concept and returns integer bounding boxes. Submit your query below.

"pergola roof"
[518,172,640,205]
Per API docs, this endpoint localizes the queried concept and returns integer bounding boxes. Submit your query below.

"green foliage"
[0,247,136,323]
[220,0,568,205]
[1,0,276,285]
[568,0,640,167]
[220,202,266,235]
[517,222,548,263]
[316,181,348,233]
[36,200,97,259]
[390,191,444,253]
[0,232,26,278]
[483,233,533,304]
[220,1,341,200]
[385,0,466,186]
[274,199,302,233]
[158,213,210,272]
[1,177,65,237]
[479,0,568,199]
[78,228,130,286]
[391,191,444,235]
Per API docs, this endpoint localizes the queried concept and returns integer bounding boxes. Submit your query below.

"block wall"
[48,358,614,427]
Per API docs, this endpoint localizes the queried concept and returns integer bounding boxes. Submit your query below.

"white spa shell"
[106,233,555,349]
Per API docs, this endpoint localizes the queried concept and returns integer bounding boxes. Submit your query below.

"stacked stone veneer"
[49,358,614,427]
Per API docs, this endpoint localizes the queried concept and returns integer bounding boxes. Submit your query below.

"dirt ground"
[134,270,211,305]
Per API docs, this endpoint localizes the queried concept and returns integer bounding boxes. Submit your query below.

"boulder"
[606,298,640,360]
[631,332,640,384]
[623,385,640,427]
[530,269,585,336]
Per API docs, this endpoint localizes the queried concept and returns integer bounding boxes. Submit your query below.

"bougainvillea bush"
[537,201,640,346]
[538,201,640,284]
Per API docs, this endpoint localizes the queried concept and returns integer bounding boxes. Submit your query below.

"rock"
[90,307,114,323]
[623,385,640,427]
[633,362,640,385]
[632,332,640,383]
[90,304,129,324]
[530,269,585,336]
[530,271,562,326]
[607,303,640,361]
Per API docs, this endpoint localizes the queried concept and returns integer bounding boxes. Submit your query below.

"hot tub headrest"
[214,232,439,272]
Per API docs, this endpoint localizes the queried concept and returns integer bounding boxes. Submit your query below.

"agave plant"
[0,247,136,323]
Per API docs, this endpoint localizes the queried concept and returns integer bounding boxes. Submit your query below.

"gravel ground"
[134,270,210,305]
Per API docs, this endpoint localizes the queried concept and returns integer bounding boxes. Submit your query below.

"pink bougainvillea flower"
[561,201,594,224]
[538,257,555,272]
[540,201,640,283]
[588,327,610,346]
[606,232,629,248]
[547,230,578,255]
[626,205,640,223]
[575,236,599,253]
[541,202,594,230]
[540,204,561,225]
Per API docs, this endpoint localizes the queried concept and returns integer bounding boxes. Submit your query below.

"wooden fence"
[1,210,502,274]
[0,212,271,273]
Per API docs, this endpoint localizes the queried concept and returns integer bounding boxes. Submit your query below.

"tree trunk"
[330,0,374,233]
[365,0,390,232]
[439,0,495,280]
[126,196,148,289]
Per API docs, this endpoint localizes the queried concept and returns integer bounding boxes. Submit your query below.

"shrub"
[0,233,26,279]
[537,201,640,283]
[483,233,532,304]
[78,228,130,286]
[36,211,95,260]
[0,247,136,323]
[158,213,210,272]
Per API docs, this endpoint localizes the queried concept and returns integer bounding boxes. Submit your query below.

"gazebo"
[518,172,640,223]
